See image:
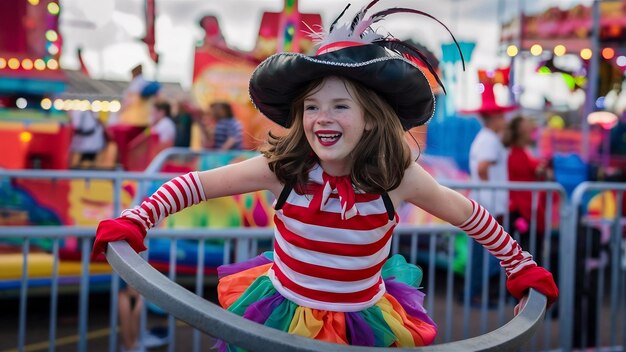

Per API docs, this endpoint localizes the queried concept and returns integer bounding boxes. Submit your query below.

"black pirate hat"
[249,1,463,131]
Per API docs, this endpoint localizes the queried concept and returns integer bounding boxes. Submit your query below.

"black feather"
[364,0,382,12]
[367,8,465,70]
[330,3,351,33]
[375,39,447,94]
[350,10,364,32]
[350,0,382,32]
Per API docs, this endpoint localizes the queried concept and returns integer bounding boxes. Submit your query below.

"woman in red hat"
[92,1,558,348]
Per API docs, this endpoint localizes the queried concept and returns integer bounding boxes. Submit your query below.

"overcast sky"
[58,0,592,87]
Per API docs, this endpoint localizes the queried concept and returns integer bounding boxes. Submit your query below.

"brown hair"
[131,64,143,77]
[261,77,412,194]
[503,115,525,148]
[210,101,234,120]
[154,101,171,117]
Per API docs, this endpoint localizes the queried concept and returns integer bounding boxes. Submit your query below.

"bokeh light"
[19,131,33,143]
[506,45,518,57]
[595,96,605,109]
[47,2,60,15]
[21,58,33,70]
[46,59,59,70]
[45,30,58,42]
[8,58,20,69]
[553,45,566,56]
[548,115,565,129]
[48,44,59,56]
[16,97,27,109]
[91,100,102,112]
[41,98,52,110]
[34,59,46,70]
[580,48,592,60]
[110,100,121,112]
[530,44,543,56]
[601,48,615,60]
[79,100,91,111]
[53,99,64,110]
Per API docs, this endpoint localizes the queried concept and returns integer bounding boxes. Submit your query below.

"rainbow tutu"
[216,253,437,350]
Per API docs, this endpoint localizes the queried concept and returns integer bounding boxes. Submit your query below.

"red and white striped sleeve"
[457,199,536,277]
[121,172,206,231]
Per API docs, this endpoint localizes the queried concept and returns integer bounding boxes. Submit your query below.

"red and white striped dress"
[268,165,398,312]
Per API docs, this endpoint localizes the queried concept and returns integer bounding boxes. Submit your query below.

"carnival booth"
[57,70,187,171]
[500,1,626,181]
[0,0,70,170]
[190,3,323,150]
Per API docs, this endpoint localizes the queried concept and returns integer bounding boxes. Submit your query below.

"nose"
[315,108,333,124]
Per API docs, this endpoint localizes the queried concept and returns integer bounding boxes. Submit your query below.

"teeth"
[317,133,340,138]
[317,133,340,143]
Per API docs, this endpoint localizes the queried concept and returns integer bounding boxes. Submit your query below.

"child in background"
[504,115,552,251]
[93,1,558,348]
[200,101,244,151]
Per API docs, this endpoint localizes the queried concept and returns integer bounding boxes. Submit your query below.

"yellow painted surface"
[0,253,111,279]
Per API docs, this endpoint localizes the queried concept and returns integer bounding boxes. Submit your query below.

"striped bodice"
[268,165,398,312]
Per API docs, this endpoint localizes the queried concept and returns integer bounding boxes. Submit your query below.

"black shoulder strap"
[381,192,395,221]
[276,182,394,219]
[274,181,294,210]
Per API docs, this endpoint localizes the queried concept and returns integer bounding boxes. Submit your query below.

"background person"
[118,285,168,352]
[151,101,176,150]
[503,115,552,243]
[200,101,243,150]
[466,83,517,306]
[69,110,106,169]
[171,100,196,148]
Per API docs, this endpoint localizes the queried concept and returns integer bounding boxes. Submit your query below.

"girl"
[503,115,553,258]
[203,101,243,151]
[93,1,558,348]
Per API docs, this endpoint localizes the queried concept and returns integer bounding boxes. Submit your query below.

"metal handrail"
[106,241,547,352]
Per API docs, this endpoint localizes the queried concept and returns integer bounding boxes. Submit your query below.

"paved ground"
[0,270,605,352]
[0,289,219,352]
[0,284,554,351]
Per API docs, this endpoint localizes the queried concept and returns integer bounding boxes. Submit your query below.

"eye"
[304,104,317,111]
[335,104,349,110]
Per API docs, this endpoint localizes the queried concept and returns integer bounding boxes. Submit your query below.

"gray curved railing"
[106,241,547,352]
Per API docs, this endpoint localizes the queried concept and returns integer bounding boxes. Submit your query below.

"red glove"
[91,172,205,261]
[91,217,147,261]
[507,266,559,305]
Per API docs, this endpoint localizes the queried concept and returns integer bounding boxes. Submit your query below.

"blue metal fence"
[2,163,623,351]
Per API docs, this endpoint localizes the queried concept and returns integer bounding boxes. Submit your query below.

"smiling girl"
[93,1,558,348]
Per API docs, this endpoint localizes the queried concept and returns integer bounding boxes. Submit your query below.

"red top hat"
[459,68,517,115]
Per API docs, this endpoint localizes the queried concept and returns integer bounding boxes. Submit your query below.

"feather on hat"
[249,0,464,130]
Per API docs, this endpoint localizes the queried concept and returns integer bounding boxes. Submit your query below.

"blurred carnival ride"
[0,0,69,170]
[0,0,323,292]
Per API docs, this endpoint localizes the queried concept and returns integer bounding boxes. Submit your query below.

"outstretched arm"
[393,162,559,304]
[92,155,280,259]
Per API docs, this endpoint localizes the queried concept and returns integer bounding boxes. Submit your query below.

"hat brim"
[249,45,434,131]
[458,104,518,115]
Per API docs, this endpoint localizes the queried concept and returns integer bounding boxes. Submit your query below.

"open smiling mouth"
[315,132,342,146]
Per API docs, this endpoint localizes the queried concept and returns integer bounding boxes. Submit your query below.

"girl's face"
[303,76,368,176]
